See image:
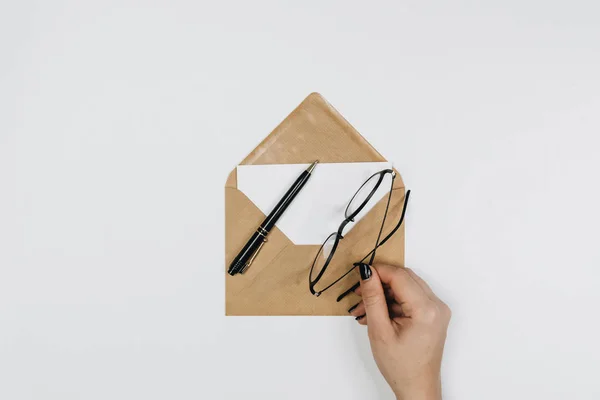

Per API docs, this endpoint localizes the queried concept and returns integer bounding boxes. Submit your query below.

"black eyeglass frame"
[308,169,411,296]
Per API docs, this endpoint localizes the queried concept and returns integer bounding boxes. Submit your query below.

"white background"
[1,1,599,399]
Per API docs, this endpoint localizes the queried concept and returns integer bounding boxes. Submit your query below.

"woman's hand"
[348,264,451,400]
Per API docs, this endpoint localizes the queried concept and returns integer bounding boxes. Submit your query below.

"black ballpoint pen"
[228,160,319,276]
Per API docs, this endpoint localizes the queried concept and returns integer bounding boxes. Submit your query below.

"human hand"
[348,264,451,400]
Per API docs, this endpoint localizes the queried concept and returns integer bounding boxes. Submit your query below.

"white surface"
[237,162,392,245]
[1,1,600,399]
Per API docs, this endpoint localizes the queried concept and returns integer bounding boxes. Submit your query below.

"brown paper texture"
[225,93,405,316]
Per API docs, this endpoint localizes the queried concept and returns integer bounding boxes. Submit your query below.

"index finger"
[373,264,429,306]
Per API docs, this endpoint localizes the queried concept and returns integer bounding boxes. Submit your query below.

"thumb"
[357,263,392,334]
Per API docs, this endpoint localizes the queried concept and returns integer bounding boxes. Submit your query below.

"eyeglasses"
[308,169,411,297]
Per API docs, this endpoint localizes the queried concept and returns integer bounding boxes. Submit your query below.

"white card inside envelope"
[237,162,392,245]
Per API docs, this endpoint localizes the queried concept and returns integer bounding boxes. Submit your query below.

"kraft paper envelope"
[225,93,406,316]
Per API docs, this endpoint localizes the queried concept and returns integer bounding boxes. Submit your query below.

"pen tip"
[307,160,318,173]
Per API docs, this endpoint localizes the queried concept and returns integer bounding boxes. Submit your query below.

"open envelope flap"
[239,93,405,182]
[225,92,406,316]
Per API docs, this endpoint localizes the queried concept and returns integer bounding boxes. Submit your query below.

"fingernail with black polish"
[348,303,359,313]
[355,314,366,321]
[336,281,360,302]
[359,263,372,281]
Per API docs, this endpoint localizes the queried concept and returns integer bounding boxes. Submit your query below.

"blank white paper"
[236,162,392,245]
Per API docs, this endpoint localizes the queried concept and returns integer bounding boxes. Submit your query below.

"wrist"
[394,376,441,400]
[395,389,440,400]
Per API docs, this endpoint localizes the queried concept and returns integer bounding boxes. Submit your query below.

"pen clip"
[240,236,268,274]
